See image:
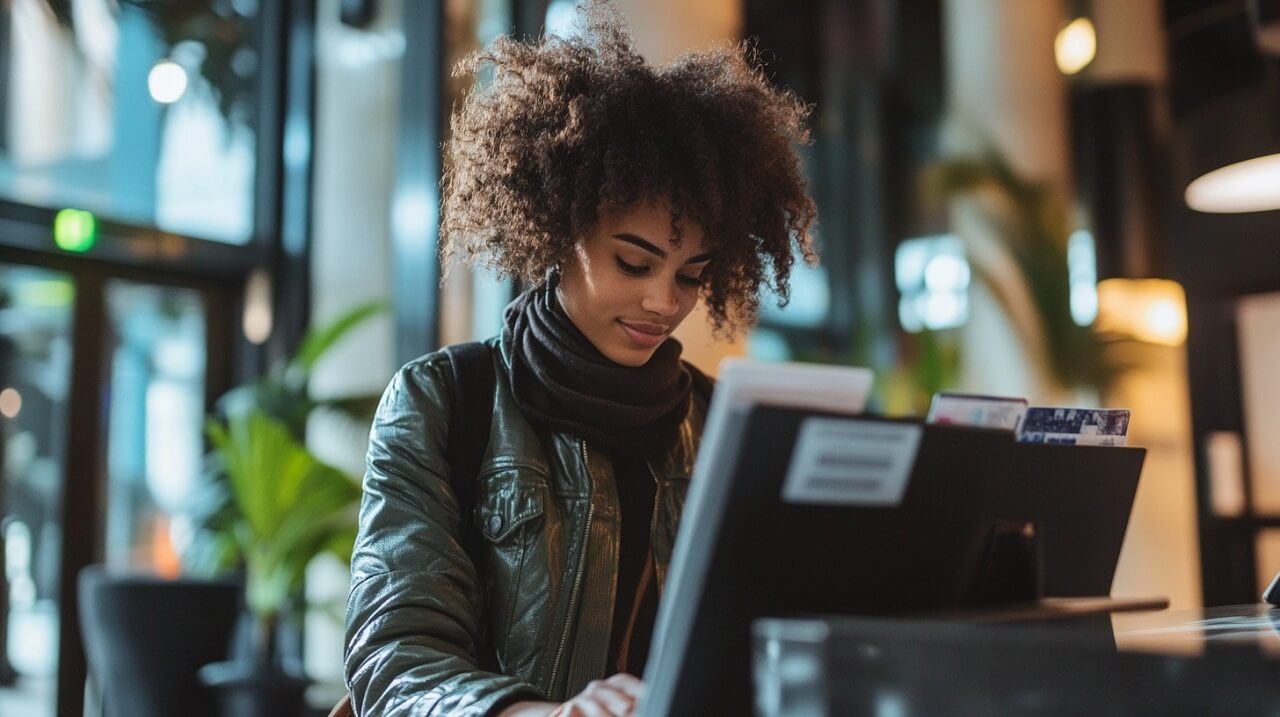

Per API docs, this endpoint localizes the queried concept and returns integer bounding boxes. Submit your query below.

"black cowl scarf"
[501,276,692,459]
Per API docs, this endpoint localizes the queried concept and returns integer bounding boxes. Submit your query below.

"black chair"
[78,565,241,717]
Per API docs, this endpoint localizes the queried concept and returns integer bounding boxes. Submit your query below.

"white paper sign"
[781,419,923,506]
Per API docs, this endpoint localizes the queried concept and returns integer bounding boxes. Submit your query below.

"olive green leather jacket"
[344,337,709,716]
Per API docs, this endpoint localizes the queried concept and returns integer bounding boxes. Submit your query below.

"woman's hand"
[553,674,645,716]
[497,673,645,717]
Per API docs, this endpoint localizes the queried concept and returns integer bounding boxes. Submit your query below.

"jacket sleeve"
[345,355,546,716]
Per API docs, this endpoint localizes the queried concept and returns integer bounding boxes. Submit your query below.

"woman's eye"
[615,257,648,275]
[677,274,703,288]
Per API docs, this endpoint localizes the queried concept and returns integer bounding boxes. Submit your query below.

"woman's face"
[557,201,711,367]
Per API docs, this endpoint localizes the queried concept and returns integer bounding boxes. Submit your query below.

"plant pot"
[198,657,310,717]
[199,608,311,717]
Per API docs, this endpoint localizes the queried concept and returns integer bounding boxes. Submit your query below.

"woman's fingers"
[564,697,611,717]
[555,673,648,716]
[603,673,645,701]
[584,679,635,715]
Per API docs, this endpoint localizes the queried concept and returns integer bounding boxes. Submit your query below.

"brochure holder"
[1000,441,1145,597]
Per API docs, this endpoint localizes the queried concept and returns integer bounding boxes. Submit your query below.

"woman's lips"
[618,320,669,348]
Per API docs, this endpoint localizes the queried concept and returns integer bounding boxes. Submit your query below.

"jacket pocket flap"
[477,474,546,542]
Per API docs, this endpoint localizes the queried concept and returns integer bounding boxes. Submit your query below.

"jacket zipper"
[549,439,595,694]
[645,460,665,558]
[646,462,660,523]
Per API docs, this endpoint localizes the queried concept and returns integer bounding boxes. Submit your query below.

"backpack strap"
[442,341,497,534]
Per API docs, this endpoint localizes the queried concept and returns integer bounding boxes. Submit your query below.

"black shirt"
[606,455,660,675]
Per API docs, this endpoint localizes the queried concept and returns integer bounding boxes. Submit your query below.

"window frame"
[0,2,315,714]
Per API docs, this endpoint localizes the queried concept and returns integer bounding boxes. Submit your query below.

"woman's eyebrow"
[612,233,712,264]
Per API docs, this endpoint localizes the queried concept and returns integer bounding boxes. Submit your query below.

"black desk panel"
[754,604,1280,717]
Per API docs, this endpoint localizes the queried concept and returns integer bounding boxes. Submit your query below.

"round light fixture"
[1185,152,1280,213]
[242,268,274,344]
[1055,17,1097,76]
[1096,278,1188,346]
[148,59,188,104]
[0,388,22,419]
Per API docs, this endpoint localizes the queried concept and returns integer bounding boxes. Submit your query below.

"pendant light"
[1183,0,1280,214]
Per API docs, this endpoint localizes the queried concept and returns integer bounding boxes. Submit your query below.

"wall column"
[943,0,1071,400]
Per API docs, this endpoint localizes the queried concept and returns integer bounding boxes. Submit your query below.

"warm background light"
[1096,278,1188,346]
[242,268,273,345]
[1055,17,1097,75]
[0,388,21,418]
[1185,152,1280,213]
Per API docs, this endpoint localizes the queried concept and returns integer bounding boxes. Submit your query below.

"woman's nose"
[641,280,680,316]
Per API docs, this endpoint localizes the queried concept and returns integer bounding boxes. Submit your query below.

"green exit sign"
[54,209,98,253]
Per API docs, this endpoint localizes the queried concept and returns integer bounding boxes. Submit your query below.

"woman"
[344,3,817,716]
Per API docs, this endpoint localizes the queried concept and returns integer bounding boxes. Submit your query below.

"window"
[0,3,303,714]
[102,281,206,576]
[895,234,970,332]
[2,0,262,244]
[1068,229,1099,326]
[0,263,74,717]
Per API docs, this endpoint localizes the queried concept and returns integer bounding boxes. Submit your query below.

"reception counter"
[753,601,1280,716]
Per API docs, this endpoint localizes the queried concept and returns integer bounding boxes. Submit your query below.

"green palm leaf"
[930,152,1117,390]
[188,300,385,580]
[287,300,388,380]
[206,411,362,617]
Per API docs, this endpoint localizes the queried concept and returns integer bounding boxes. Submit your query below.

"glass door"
[0,263,75,717]
[101,280,207,576]
[0,260,234,717]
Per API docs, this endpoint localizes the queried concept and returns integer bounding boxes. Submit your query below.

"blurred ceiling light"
[1096,278,1187,346]
[242,268,273,345]
[1067,230,1098,326]
[1184,152,1280,213]
[896,235,969,333]
[148,59,188,104]
[1055,17,1097,75]
[923,291,967,328]
[924,253,970,293]
[0,388,21,419]
[1181,2,1280,214]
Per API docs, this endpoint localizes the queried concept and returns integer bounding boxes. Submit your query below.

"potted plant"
[186,300,385,573]
[928,151,1123,396]
[187,300,385,716]
[197,410,362,717]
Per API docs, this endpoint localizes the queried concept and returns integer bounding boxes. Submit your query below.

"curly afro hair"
[440,0,818,336]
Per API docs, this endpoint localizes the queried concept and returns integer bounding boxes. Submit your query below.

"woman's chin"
[602,343,657,367]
